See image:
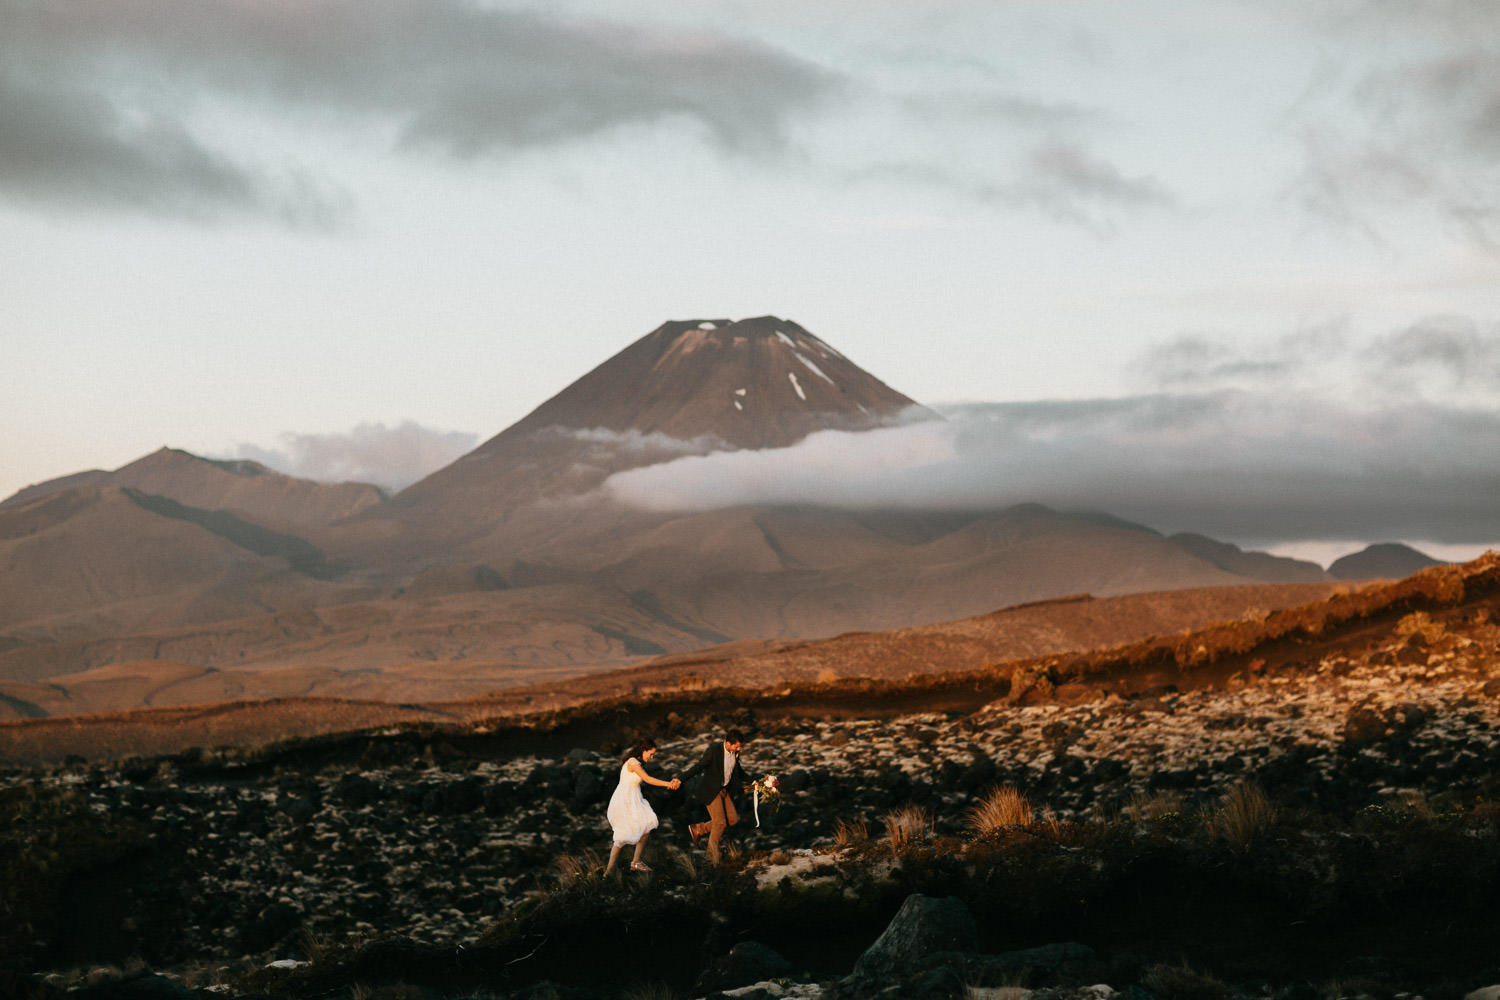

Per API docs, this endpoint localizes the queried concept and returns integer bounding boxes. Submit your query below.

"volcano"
[354,316,938,570]
[393,316,932,509]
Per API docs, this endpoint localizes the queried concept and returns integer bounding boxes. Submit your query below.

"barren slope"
[0,577,1350,756]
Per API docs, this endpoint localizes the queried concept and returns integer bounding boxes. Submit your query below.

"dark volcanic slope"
[452,315,926,457]
[393,316,933,512]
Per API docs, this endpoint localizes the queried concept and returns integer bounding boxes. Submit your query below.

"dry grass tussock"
[620,982,676,1000]
[1395,610,1447,644]
[1120,790,1186,822]
[1208,782,1277,849]
[884,804,932,852]
[657,844,697,880]
[1141,961,1233,1000]
[965,986,1030,1000]
[553,847,604,886]
[967,785,1033,834]
[833,816,869,847]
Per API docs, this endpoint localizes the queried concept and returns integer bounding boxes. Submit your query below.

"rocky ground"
[3,594,1500,999]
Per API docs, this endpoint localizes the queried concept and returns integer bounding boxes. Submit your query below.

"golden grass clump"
[553,848,602,886]
[1208,782,1277,849]
[967,785,1033,834]
[1141,961,1232,1000]
[620,982,677,1000]
[884,804,932,852]
[1395,610,1446,645]
[816,668,838,684]
[833,816,869,847]
[657,844,697,881]
[965,987,1030,1000]
[1121,789,1185,822]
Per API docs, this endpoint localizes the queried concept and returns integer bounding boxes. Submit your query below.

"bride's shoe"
[630,861,652,872]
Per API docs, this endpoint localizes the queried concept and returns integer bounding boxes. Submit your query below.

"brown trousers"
[698,788,738,863]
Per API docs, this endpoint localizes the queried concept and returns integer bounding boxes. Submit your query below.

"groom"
[680,730,749,864]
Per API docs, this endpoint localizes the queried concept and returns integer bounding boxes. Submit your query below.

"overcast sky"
[4,0,1497,565]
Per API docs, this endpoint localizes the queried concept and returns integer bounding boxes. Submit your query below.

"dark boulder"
[851,894,977,980]
[695,940,795,992]
[526,764,574,800]
[1341,707,1389,747]
[239,900,302,954]
[68,971,197,1000]
[939,941,1098,987]
[572,766,605,808]
[335,772,385,808]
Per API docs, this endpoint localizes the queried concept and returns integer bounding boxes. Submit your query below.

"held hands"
[668,778,682,790]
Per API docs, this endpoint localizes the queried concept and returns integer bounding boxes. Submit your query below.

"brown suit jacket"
[681,740,749,807]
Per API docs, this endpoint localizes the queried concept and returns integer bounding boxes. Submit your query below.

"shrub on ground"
[1207,782,1277,849]
[968,786,1032,835]
[884,804,932,853]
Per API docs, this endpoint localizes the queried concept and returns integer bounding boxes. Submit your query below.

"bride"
[605,737,680,875]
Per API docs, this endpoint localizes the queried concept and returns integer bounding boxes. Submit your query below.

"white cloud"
[229,422,476,493]
[601,321,1500,548]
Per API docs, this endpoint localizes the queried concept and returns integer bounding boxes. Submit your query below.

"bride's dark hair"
[622,736,658,762]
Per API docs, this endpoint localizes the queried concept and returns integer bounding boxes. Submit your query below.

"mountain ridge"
[0,315,1454,715]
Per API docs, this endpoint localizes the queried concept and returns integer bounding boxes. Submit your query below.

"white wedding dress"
[607,759,659,846]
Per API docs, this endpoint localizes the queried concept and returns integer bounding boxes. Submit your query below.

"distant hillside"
[1330,542,1445,580]
[2,447,385,527]
[2,552,1495,766]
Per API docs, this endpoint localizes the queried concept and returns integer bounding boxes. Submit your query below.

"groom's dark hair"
[725,730,745,745]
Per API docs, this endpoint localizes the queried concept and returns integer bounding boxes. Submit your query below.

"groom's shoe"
[689,823,706,847]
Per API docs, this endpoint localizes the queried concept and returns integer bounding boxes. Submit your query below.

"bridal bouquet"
[747,774,781,827]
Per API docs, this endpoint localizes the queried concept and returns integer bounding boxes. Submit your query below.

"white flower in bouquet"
[746,774,781,826]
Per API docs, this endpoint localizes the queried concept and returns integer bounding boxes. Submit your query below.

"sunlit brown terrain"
[2,568,1467,768]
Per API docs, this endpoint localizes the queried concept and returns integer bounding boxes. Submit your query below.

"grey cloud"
[1362,316,1500,393]
[601,316,1498,548]
[231,422,477,493]
[900,91,1100,131]
[1289,6,1500,243]
[0,0,838,217]
[0,66,346,224]
[1018,140,1173,208]
[601,392,1500,548]
[979,139,1175,234]
[845,136,1174,234]
[1127,321,1349,392]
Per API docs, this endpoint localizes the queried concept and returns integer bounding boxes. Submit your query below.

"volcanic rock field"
[6,602,1499,1000]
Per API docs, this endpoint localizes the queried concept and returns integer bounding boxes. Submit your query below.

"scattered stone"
[696,940,795,992]
[851,895,978,981]
[1342,707,1389,746]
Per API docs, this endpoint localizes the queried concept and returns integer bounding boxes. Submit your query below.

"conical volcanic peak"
[504,316,930,451]
[388,316,934,519]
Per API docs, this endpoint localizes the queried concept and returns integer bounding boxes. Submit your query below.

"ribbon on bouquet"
[753,783,761,827]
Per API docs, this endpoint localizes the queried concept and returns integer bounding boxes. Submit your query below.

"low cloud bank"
[232,421,475,493]
[601,391,1500,550]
